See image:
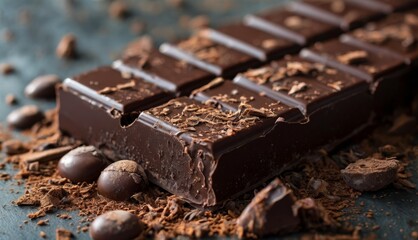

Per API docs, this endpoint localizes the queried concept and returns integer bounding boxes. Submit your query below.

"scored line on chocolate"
[160,42,223,76]
[113,60,178,93]
[201,28,267,61]
[244,14,307,45]
[233,74,307,115]
[63,78,125,111]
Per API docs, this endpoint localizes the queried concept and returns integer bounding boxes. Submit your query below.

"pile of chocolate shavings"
[0,105,417,239]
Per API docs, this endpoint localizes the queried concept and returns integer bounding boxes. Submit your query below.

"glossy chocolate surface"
[244,7,341,45]
[116,49,215,94]
[65,66,171,113]
[350,12,418,65]
[160,35,260,77]
[206,23,299,61]
[290,0,384,30]
[301,37,406,82]
[234,56,367,115]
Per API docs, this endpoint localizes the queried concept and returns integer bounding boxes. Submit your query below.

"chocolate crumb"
[130,20,145,35]
[56,34,77,59]
[56,228,73,240]
[37,219,49,226]
[109,1,129,19]
[411,231,418,239]
[97,80,136,94]
[2,139,28,155]
[0,63,15,75]
[189,15,209,30]
[122,35,153,59]
[39,231,46,238]
[5,94,17,105]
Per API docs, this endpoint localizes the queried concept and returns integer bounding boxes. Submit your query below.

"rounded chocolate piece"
[7,105,44,130]
[58,146,108,183]
[97,160,148,201]
[89,210,142,240]
[25,74,61,99]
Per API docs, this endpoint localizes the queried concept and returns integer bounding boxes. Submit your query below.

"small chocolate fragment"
[89,210,142,240]
[56,228,73,240]
[97,160,148,201]
[122,35,153,59]
[293,198,336,229]
[2,139,28,155]
[56,34,77,59]
[25,74,61,99]
[341,158,399,191]
[5,94,17,105]
[0,63,14,75]
[237,179,300,236]
[58,146,108,183]
[7,105,44,130]
[109,1,129,19]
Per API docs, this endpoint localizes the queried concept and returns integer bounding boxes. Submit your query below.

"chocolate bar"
[244,6,341,45]
[114,49,214,95]
[58,0,418,208]
[290,0,384,30]
[160,35,261,76]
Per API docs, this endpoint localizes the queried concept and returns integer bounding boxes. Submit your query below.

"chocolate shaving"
[288,82,308,95]
[284,16,305,29]
[97,80,136,94]
[337,51,368,65]
[190,77,224,97]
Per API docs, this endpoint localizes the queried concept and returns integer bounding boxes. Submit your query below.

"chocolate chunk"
[56,34,77,59]
[5,94,17,105]
[89,210,142,240]
[237,179,300,236]
[55,228,73,240]
[97,160,148,201]
[108,1,129,19]
[2,139,28,155]
[58,146,109,183]
[122,35,153,59]
[341,158,399,191]
[7,105,44,130]
[0,63,15,75]
[25,74,61,99]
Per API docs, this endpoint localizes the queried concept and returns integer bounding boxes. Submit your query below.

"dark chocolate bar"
[244,6,341,45]
[114,48,214,94]
[290,0,384,30]
[160,34,260,77]
[201,23,300,61]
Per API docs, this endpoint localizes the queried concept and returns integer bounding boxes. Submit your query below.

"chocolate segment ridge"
[349,12,418,65]
[289,0,384,30]
[114,49,214,94]
[64,66,171,113]
[244,7,341,45]
[160,35,260,77]
[202,24,299,61]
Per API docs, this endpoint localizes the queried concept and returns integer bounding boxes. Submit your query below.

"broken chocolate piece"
[237,179,300,236]
[341,158,399,191]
